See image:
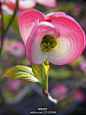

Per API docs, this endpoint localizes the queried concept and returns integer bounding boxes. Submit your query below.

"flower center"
[14,47,18,51]
[40,35,57,53]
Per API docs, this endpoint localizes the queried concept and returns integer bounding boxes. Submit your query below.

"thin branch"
[0,0,19,55]
[0,1,4,55]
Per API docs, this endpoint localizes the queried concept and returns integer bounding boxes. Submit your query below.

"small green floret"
[40,35,57,53]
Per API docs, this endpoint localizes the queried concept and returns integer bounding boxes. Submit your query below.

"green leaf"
[31,63,50,89]
[2,65,39,83]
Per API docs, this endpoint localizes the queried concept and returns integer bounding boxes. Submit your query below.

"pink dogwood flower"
[9,41,25,57]
[71,3,83,16]
[2,0,36,11]
[51,84,69,100]
[51,84,69,94]
[6,79,22,91]
[73,89,85,103]
[18,9,85,65]
[2,0,56,12]
[4,41,25,57]
[1,0,56,17]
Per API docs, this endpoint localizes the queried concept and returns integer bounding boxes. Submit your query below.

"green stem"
[44,59,49,90]
[0,0,18,55]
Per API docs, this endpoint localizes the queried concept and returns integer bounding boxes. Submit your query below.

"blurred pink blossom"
[3,40,25,57]
[71,3,83,16]
[73,89,85,103]
[1,4,13,15]
[0,38,25,57]
[51,84,69,94]
[7,41,25,57]
[1,0,56,15]
[2,0,36,11]
[36,0,56,7]
[6,79,22,91]
[51,84,69,100]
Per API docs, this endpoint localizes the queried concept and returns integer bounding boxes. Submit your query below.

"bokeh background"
[0,0,86,115]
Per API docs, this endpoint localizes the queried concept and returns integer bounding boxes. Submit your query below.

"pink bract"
[36,0,56,7]
[1,4,13,15]
[18,9,85,65]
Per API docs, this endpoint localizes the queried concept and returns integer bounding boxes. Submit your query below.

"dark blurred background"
[0,0,86,115]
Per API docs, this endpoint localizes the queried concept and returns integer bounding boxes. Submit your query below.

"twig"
[0,0,19,55]
[42,88,58,104]
[0,1,4,55]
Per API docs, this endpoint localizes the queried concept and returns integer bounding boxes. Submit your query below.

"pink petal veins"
[48,16,85,65]
[18,9,45,45]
